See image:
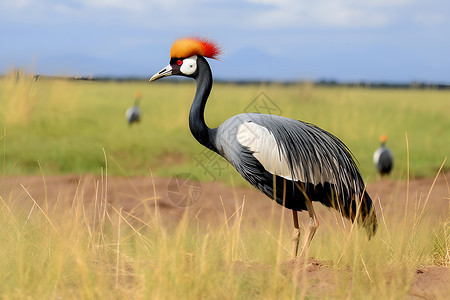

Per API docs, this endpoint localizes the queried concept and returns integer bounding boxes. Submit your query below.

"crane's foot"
[292,227,301,257]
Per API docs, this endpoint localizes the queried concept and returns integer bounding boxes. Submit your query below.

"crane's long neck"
[190,56,217,152]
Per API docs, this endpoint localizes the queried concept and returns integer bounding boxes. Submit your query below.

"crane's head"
[380,135,387,143]
[149,36,221,82]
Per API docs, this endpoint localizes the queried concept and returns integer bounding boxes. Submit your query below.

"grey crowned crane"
[126,92,142,125]
[373,135,393,176]
[149,37,377,256]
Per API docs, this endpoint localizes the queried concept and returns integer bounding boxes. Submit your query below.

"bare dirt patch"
[410,267,450,299]
[0,172,448,298]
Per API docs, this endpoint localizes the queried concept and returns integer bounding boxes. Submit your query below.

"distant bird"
[373,135,393,176]
[126,92,142,125]
[149,37,377,256]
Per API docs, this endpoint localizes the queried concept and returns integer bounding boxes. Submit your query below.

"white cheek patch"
[180,55,197,75]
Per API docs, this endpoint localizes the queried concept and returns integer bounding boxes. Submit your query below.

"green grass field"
[0,71,449,298]
[0,71,449,183]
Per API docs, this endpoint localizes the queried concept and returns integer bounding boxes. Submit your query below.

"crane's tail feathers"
[321,185,378,239]
[360,191,378,239]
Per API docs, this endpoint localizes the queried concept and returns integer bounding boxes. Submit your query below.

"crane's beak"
[149,64,172,82]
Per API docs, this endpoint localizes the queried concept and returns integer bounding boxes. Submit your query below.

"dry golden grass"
[0,162,448,299]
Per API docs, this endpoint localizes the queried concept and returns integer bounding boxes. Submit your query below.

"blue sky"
[1,0,449,82]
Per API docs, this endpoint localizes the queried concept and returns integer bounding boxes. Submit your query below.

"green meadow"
[0,71,448,183]
[0,71,449,299]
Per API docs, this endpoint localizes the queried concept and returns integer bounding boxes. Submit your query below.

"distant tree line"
[1,71,448,90]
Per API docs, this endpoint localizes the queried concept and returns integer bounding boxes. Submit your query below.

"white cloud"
[77,0,149,11]
[244,0,412,29]
[0,0,31,9]
[0,0,437,30]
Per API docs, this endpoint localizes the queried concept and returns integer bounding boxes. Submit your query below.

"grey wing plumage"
[374,147,393,174]
[214,113,376,237]
[215,113,365,200]
[126,106,141,124]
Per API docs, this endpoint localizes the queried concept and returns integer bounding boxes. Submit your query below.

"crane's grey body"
[126,106,141,124]
[214,112,368,216]
[373,144,393,175]
[150,50,378,255]
[126,95,142,125]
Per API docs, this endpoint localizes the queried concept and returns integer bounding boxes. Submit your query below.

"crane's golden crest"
[170,37,221,59]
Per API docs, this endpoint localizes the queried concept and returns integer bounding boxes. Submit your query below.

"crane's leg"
[301,196,319,256]
[294,182,320,256]
[292,210,300,257]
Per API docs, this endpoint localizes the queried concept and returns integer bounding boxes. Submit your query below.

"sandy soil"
[1,172,449,298]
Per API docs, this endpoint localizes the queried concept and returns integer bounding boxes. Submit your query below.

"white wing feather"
[237,122,310,182]
[237,121,293,180]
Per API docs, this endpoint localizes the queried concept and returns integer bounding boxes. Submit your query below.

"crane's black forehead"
[170,57,183,64]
